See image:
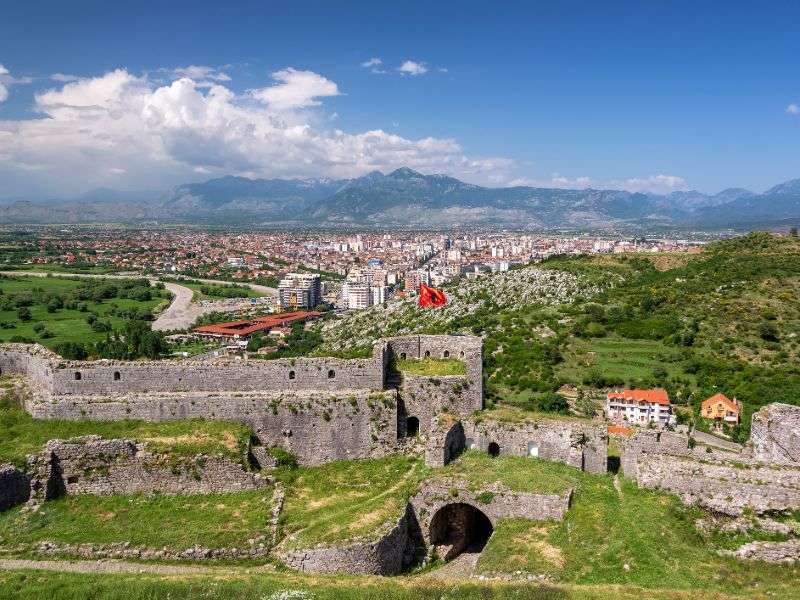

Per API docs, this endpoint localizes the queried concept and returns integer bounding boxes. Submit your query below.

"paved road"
[692,430,744,452]
[0,270,277,332]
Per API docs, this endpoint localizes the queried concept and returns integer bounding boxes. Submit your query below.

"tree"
[17,307,31,322]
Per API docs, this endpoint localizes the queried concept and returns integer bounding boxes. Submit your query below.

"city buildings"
[278,273,322,309]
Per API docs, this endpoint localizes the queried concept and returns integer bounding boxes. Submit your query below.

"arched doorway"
[429,503,493,561]
[487,442,500,457]
[406,416,420,437]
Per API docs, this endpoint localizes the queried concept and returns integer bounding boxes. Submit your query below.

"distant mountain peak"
[765,178,800,196]
[388,167,424,179]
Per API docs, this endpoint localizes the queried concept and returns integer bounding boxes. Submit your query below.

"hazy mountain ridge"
[1,168,798,229]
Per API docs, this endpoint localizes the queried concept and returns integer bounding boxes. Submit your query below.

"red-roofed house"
[701,393,740,424]
[605,388,676,427]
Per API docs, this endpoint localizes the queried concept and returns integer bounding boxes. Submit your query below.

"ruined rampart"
[462,415,608,474]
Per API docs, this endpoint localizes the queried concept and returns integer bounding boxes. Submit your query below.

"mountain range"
[2,168,800,230]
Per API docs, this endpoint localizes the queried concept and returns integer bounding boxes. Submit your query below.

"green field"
[161,278,265,300]
[395,357,467,376]
[556,336,692,388]
[438,450,579,495]
[0,275,169,350]
[0,382,251,467]
[0,490,272,550]
[276,455,428,550]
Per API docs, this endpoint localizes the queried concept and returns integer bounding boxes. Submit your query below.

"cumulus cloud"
[0,66,512,196]
[249,67,340,110]
[614,174,687,194]
[397,60,428,76]
[360,57,387,74]
[787,103,800,115]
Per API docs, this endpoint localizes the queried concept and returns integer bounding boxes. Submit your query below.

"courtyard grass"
[436,450,580,495]
[394,357,467,376]
[477,474,799,597]
[0,383,252,467]
[0,490,272,550]
[276,455,429,550]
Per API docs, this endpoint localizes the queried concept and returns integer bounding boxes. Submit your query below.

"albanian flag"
[419,283,447,308]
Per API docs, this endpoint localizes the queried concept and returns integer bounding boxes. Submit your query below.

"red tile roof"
[607,388,671,406]
[194,311,323,337]
[702,393,739,412]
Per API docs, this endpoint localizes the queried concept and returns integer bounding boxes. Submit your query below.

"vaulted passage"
[428,503,493,561]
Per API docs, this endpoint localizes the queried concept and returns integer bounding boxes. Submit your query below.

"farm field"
[0,275,170,350]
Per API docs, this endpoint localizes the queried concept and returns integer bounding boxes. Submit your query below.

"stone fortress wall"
[0,335,483,467]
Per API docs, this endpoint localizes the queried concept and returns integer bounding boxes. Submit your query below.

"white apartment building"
[605,389,676,426]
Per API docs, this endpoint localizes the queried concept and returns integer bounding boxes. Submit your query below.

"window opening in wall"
[400,352,406,359]
[289,370,296,380]
[424,350,431,358]
[527,443,539,458]
[114,371,121,381]
[74,372,81,381]
[406,416,420,437]
[487,442,500,457]
[443,350,450,358]
[328,369,335,379]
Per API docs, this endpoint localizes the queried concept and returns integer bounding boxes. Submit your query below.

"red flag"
[419,283,447,308]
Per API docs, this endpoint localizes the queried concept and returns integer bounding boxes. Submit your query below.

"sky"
[1,0,800,199]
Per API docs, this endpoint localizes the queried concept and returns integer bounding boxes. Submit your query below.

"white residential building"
[605,388,676,426]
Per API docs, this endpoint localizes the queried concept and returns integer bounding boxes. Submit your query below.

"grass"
[0,276,169,350]
[0,490,272,550]
[0,383,252,467]
[0,569,745,600]
[436,450,579,495]
[276,456,428,550]
[557,336,691,386]
[477,473,799,597]
[394,358,467,376]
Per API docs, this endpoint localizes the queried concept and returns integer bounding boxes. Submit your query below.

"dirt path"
[0,558,273,575]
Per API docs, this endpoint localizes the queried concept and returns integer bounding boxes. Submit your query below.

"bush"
[266,446,298,469]
[54,341,88,360]
[17,307,31,321]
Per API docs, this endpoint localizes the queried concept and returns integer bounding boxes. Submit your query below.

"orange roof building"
[701,393,740,424]
[193,311,323,340]
[605,388,675,427]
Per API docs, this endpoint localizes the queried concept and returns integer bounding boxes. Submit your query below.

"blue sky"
[1,0,799,198]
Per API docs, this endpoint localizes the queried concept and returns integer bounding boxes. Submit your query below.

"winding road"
[0,271,277,332]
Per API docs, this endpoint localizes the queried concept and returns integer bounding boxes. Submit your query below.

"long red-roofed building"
[605,388,675,427]
[194,311,323,341]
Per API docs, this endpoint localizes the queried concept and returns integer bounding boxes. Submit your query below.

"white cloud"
[398,60,428,76]
[0,66,512,196]
[172,65,230,82]
[0,64,28,102]
[361,58,382,68]
[506,172,686,194]
[51,73,79,82]
[249,67,340,110]
[787,103,800,115]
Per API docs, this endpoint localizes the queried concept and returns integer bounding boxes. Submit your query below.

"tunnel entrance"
[428,503,493,561]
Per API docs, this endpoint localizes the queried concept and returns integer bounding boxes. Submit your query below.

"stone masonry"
[750,403,800,465]
[0,464,30,510]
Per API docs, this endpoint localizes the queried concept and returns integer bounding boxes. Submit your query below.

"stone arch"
[74,372,81,381]
[328,369,335,379]
[289,370,296,380]
[459,350,465,358]
[406,416,420,437]
[443,350,450,358]
[429,503,493,561]
[424,350,431,358]
[487,441,500,457]
[113,371,121,381]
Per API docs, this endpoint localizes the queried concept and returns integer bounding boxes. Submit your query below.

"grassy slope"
[0,383,252,467]
[478,473,799,597]
[276,456,428,550]
[0,276,169,349]
[0,490,271,549]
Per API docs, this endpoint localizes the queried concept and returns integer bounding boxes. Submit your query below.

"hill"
[5,169,800,229]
